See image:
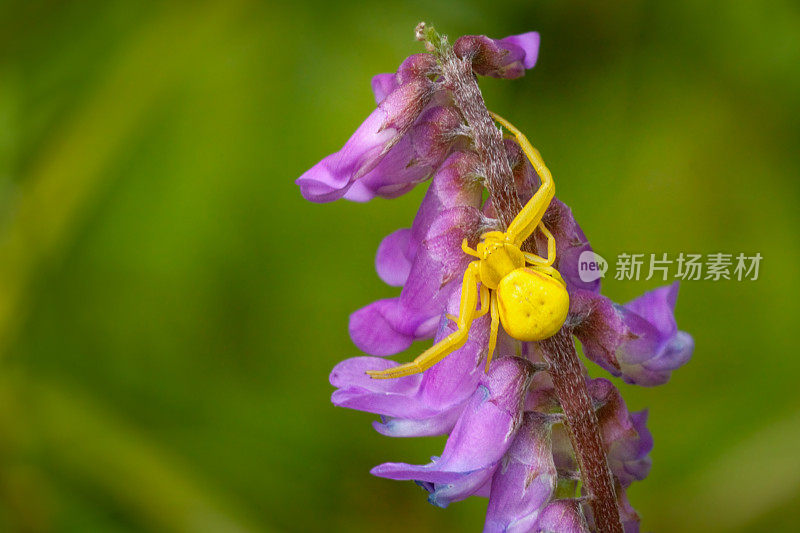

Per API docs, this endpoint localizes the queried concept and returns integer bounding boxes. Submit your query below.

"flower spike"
[299,24,693,532]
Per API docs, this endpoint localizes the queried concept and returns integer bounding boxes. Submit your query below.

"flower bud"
[454,32,540,79]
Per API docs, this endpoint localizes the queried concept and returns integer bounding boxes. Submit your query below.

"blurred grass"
[0,0,798,531]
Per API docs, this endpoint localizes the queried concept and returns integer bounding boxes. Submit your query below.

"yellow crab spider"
[366,113,569,380]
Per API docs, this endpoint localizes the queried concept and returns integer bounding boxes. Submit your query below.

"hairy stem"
[541,330,623,533]
[423,24,623,532]
[426,27,522,230]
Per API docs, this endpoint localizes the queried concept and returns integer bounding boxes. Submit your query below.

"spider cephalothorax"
[367,114,569,379]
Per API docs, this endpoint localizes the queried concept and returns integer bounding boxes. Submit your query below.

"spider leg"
[523,252,548,266]
[445,280,487,325]
[529,263,568,287]
[538,222,556,266]
[489,112,555,247]
[481,230,506,241]
[523,222,556,267]
[477,284,491,317]
[485,291,500,373]
[461,238,480,258]
[367,261,483,379]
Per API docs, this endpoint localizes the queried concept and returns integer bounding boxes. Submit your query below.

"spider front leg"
[485,291,500,373]
[462,238,480,258]
[446,283,489,324]
[490,112,555,247]
[523,222,556,267]
[366,261,483,380]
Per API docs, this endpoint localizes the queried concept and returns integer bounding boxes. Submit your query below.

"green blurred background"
[0,0,798,531]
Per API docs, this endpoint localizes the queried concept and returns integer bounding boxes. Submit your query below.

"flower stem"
[426,25,522,230]
[423,24,623,532]
[541,329,623,533]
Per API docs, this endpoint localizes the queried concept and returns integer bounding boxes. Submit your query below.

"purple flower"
[454,32,541,79]
[483,412,558,532]
[296,54,439,203]
[572,282,693,386]
[590,379,653,488]
[301,26,692,532]
[331,310,491,430]
[371,357,532,507]
[296,32,540,204]
[350,151,485,355]
[525,376,653,490]
[617,490,643,533]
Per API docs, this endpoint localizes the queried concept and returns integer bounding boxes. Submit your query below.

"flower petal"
[499,32,541,69]
[411,151,483,245]
[370,385,508,482]
[348,299,418,356]
[371,358,531,507]
[484,412,557,533]
[454,32,540,79]
[618,488,642,533]
[396,53,439,85]
[371,73,397,104]
[340,135,428,202]
[624,281,679,339]
[375,229,413,287]
[372,52,436,104]
[296,107,394,202]
[351,205,482,356]
[376,151,483,291]
[544,199,600,294]
[336,312,489,421]
[297,77,434,203]
[330,357,425,416]
[535,499,590,533]
[570,290,625,375]
[372,403,465,438]
[571,285,693,386]
[414,311,490,410]
[640,330,693,373]
[343,106,465,202]
[589,378,653,487]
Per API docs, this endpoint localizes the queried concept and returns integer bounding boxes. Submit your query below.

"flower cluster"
[298,28,692,532]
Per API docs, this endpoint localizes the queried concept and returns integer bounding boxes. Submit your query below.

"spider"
[366,113,569,380]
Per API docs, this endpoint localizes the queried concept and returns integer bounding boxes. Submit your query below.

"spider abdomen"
[496,268,569,341]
